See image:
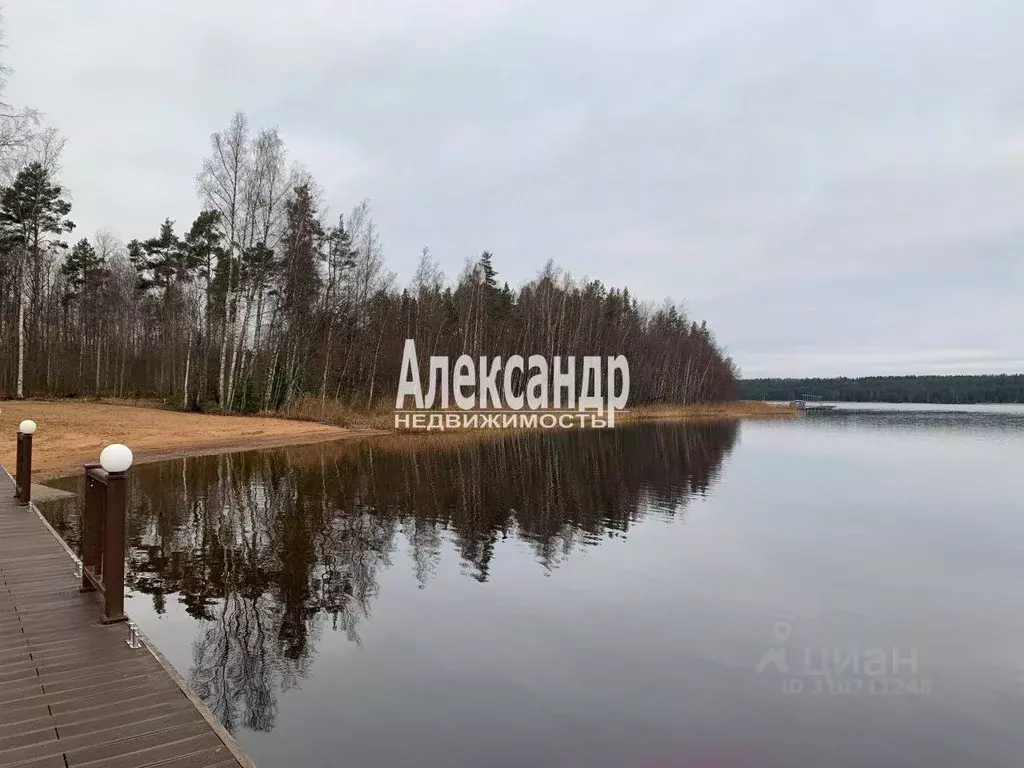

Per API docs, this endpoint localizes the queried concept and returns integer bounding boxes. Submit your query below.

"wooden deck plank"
[6,642,139,669]
[55,700,196,739]
[67,727,219,766]
[0,755,66,768]
[0,712,55,741]
[156,748,245,768]
[51,690,197,726]
[0,709,203,765]
[0,724,58,754]
[0,468,253,768]
[47,687,189,722]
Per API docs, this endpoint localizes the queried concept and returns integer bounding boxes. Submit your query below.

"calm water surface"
[42,407,1024,768]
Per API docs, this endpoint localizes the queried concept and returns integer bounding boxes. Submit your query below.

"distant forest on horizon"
[740,374,1024,404]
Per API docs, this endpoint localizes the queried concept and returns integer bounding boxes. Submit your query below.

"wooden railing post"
[80,463,103,593]
[79,445,133,624]
[14,432,22,498]
[19,433,32,506]
[101,469,128,624]
[15,420,35,505]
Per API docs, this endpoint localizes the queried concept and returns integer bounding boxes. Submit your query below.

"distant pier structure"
[790,394,837,412]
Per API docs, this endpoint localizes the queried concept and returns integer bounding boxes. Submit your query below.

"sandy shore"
[0,399,794,480]
[0,400,383,480]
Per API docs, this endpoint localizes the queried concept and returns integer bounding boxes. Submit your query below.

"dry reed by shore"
[279,397,796,431]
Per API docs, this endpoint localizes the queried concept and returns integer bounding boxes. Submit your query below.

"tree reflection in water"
[42,422,737,734]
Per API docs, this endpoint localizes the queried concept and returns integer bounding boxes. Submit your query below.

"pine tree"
[325,214,356,282]
[61,238,102,304]
[479,251,497,288]
[0,162,74,397]
[270,183,324,408]
[60,238,110,393]
[181,211,225,409]
[137,219,191,293]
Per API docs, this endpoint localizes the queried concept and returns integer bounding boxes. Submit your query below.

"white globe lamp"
[100,444,133,474]
[18,420,36,435]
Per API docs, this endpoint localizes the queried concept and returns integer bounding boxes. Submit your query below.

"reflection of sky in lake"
[41,410,1024,768]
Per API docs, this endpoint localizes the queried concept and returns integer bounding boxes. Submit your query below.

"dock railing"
[78,443,135,625]
[2,424,254,766]
[10,419,135,626]
[14,418,35,504]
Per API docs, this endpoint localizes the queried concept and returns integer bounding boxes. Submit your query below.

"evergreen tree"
[0,163,74,250]
[325,214,356,282]
[184,211,224,288]
[137,219,191,293]
[0,162,74,397]
[265,183,324,409]
[61,238,102,305]
[479,251,497,288]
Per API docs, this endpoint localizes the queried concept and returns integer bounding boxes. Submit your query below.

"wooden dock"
[0,466,255,768]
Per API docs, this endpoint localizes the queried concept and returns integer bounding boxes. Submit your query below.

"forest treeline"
[0,26,737,413]
[740,375,1024,404]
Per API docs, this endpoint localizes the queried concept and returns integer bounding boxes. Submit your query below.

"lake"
[41,406,1024,768]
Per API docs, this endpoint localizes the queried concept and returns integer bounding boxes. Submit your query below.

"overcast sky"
[3,1,1021,377]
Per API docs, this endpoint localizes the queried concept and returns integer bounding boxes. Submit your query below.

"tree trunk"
[95,331,101,397]
[16,282,25,399]
[226,290,253,411]
[366,306,391,409]
[183,331,192,409]
[218,252,234,409]
[320,324,333,415]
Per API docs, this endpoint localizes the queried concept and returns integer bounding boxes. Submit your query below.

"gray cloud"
[4,0,1022,376]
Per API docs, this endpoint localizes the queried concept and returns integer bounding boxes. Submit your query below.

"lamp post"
[81,443,133,623]
[99,443,133,474]
[16,419,35,505]
[99,443,132,623]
